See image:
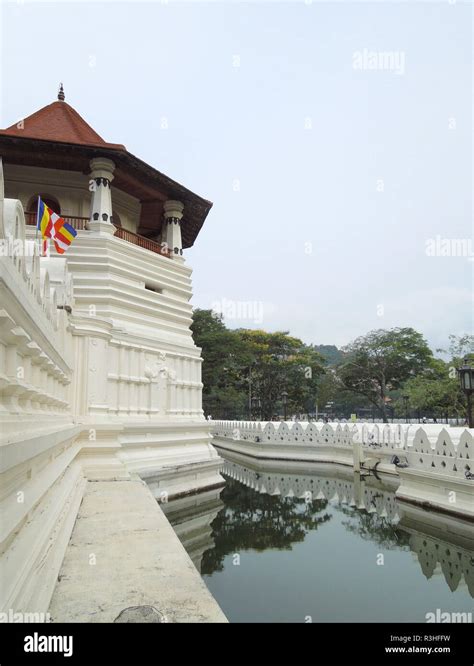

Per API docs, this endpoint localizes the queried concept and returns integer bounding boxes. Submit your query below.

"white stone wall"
[0,157,223,616]
[211,420,474,518]
[0,159,84,614]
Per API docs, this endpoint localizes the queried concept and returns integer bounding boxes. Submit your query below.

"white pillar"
[163,200,184,259]
[89,157,116,234]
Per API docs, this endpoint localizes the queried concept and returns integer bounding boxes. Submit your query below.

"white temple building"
[0,86,226,621]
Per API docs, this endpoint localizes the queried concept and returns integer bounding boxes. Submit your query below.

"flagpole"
[35,195,40,255]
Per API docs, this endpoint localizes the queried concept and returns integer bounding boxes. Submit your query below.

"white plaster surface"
[49,477,227,623]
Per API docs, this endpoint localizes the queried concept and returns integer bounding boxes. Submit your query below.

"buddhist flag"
[36,197,55,255]
[52,217,77,254]
[36,197,77,255]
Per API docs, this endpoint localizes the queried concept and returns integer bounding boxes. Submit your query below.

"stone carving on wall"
[144,353,175,415]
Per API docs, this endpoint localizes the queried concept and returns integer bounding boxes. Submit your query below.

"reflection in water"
[161,488,223,573]
[201,479,331,575]
[166,454,474,622]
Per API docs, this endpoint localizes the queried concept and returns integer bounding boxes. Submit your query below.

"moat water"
[164,453,474,623]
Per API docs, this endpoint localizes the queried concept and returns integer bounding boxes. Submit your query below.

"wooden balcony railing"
[25,211,89,230]
[114,227,171,257]
[25,212,171,258]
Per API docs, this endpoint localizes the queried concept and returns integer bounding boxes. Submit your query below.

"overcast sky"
[1,0,472,352]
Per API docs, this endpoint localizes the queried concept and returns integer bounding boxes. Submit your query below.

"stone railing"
[211,420,406,455]
[114,226,171,258]
[211,420,473,475]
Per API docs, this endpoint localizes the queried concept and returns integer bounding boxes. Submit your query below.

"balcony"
[24,212,171,258]
[114,227,171,257]
[25,211,89,231]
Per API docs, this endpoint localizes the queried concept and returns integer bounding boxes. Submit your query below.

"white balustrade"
[211,420,474,486]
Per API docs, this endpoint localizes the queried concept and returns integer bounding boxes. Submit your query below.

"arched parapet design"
[393,424,405,449]
[307,422,322,445]
[41,256,75,310]
[360,423,369,445]
[0,193,75,336]
[457,430,473,464]
[0,196,64,328]
[383,425,391,444]
[276,421,290,442]
[440,551,463,592]
[403,427,473,479]
[332,423,345,447]
[369,424,380,446]
[350,423,360,444]
[411,427,433,455]
[320,423,336,446]
[3,199,26,272]
[211,421,473,502]
[409,532,474,595]
[409,534,437,579]
[338,424,352,447]
[290,422,306,443]
[263,422,277,441]
[434,429,457,458]
[403,424,418,448]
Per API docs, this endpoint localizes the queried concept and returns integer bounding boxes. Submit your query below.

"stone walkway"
[48,477,227,622]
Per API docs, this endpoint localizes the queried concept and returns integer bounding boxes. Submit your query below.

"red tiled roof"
[0,94,213,248]
[0,100,126,150]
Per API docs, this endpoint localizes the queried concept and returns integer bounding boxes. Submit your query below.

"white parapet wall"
[0,160,84,615]
[210,420,474,519]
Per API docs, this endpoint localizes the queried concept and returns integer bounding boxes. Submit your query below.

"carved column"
[163,200,184,259]
[88,157,116,234]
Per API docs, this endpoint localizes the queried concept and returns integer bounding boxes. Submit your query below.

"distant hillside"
[313,345,343,366]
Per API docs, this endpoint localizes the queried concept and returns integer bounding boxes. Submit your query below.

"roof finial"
[58,83,65,101]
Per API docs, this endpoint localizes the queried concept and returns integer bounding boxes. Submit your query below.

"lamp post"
[281,390,288,421]
[457,358,474,428]
[251,395,261,421]
[403,395,409,424]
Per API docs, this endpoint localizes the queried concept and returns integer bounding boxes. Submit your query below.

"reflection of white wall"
[221,455,474,599]
[163,490,224,573]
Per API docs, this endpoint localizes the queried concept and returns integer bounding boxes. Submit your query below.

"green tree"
[335,328,433,423]
[397,334,474,422]
[235,329,325,419]
[446,334,474,359]
[397,359,463,421]
[315,369,372,419]
[191,309,251,418]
